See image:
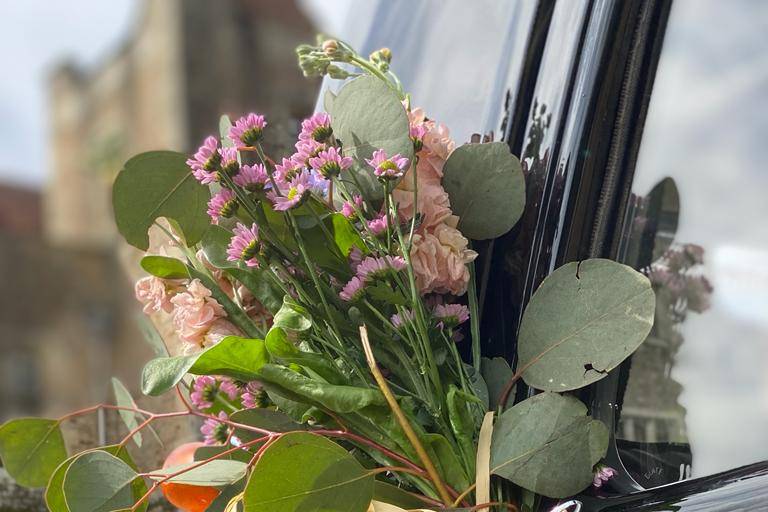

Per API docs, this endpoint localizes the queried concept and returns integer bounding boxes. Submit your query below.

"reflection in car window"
[615,0,768,487]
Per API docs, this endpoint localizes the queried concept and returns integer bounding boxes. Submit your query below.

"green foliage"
[424,434,471,493]
[141,336,269,395]
[490,392,608,498]
[442,142,525,240]
[229,409,306,442]
[258,364,385,413]
[480,357,513,411]
[446,386,477,475]
[373,481,427,510]
[265,327,344,385]
[518,259,655,391]
[152,460,246,486]
[0,418,67,488]
[272,297,313,332]
[244,432,374,512]
[46,445,147,512]
[139,255,189,279]
[111,378,143,447]
[195,445,252,464]
[112,151,210,250]
[329,75,413,200]
[61,451,140,512]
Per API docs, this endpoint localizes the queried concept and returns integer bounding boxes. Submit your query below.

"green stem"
[468,259,482,372]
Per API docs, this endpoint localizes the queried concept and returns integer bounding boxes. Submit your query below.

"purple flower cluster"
[190,376,239,411]
[339,255,406,302]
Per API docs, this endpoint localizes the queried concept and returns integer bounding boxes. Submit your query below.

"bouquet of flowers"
[0,38,655,512]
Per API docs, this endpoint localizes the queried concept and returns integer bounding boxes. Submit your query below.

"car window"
[321,0,537,144]
[615,0,768,487]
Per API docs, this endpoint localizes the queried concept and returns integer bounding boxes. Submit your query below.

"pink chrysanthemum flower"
[226,223,260,267]
[201,411,230,445]
[207,188,238,222]
[241,381,268,409]
[340,276,365,302]
[274,157,303,185]
[366,149,409,180]
[340,194,363,218]
[187,136,221,183]
[268,171,327,211]
[410,123,428,152]
[228,113,267,148]
[593,465,617,489]
[218,147,240,177]
[391,310,415,328]
[292,139,325,168]
[190,376,239,411]
[308,146,353,178]
[348,247,364,273]
[356,255,407,282]
[367,214,388,236]
[299,112,333,142]
[233,164,269,192]
[433,303,470,328]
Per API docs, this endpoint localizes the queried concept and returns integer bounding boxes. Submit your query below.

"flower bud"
[322,39,339,56]
[327,64,354,80]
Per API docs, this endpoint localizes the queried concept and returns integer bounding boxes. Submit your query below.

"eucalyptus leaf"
[136,314,170,357]
[518,259,655,391]
[201,224,240,269]
[373,481,427,510]
[330,75,412,200]
[490,392,608,498]
[139,255,189,279]
[194,445,253,464]
[442,142,525,240]
[112,151,210,250]
[220,115,235,148]
[152,460,246,486]
[480,357,514,411]
[62,451,139,512]
[229,408,305,443]
[244,432,374,512]
[111,378,142,447]
[258,364,385,413]
[141,336,268,396]
[323,89,336,113]
[0,418,67,488]
[46,445,147,512]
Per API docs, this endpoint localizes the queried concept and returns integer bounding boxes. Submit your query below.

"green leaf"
[136,314,170,357]
[62,451,139,512]
[480,357,514,411]
[323,90,336,113]
[112,151,210,250]
[330,75,413,200]
[141,336,269,395]
[205,480,246,512]
[328,212,366,257]
[265,327,343,385]
[442,142,525,240]
[0,418,67,488]
[201,224,240,269]
[373,481,426,510]
[194,445,253,464]
[465,364,489,411]
[229,268,284,314]
[220,115,235,148]
[490,392,608,498]
[46,445,147,512]
[111,378,142,447]
[272,297,312,332]
[244,432,374,512]
[424,434,470,493]
[151,460,247,486]
[258,364,385,413]
[518,259,655,391]
[139,255,189,279]
[446,386,476,476]
[367,282,408,306]
[230,409,305,443]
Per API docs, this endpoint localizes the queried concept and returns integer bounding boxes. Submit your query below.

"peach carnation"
[170,279,226,348]
[135,276,173,314]
[411,222,477,295]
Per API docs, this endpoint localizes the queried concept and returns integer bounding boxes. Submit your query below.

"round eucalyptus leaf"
[151,460,246,486]
[490,392,608,498]
[330,75,412,200]
[518,259,655,391]
[62,451,139,512]
[0,418,67,488]
[442,142,525,240]
[244,432,374,512]
[113,151,210,250]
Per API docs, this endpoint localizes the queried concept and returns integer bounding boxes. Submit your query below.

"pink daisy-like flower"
[190,376,239,411]
[207,188,238,222]
[366,149,409,180]
[308,146,353,178]
[299,112,333,142]
[228,113,267,148]
[356,255,407,282]
[340,276,365,302]
[391,310,415,329]
[593,465,617,489]
[218,147,240,177]
[241,381,268,409]
[201,411,230,445]
[340,194,363,218]
[410,123,428,152]
[233,164,269,192]
[268,171,327,211]
[187,136,221,183]
[367,214,388,236]
[226,223,260,267]
[348,247,364,273]
[274,157,303,185]
[292,139,325,168]
[433,303,470,328]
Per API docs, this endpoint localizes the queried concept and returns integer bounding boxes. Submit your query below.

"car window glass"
[615,0,768,487]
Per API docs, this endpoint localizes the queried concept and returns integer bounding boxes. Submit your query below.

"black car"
[327,1,768,510]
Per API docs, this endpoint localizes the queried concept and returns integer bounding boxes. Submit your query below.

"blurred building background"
[0,0,321,507]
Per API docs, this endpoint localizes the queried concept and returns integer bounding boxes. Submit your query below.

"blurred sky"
[0,0,352,190]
